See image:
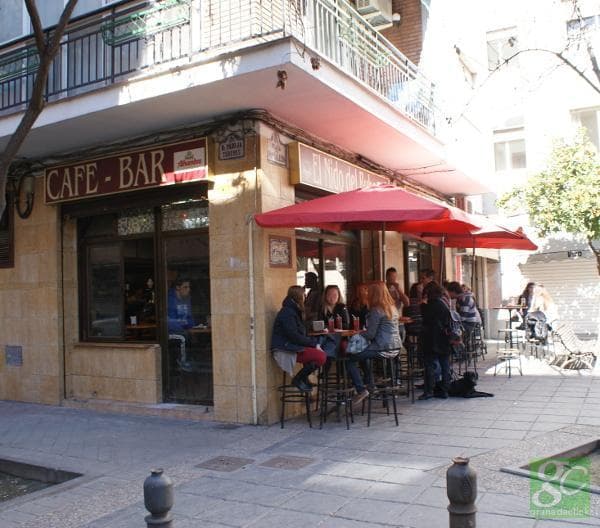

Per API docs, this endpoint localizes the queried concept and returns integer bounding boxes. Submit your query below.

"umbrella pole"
[381,222,386,281]
[471,238,476,292]
[439,235,445,283]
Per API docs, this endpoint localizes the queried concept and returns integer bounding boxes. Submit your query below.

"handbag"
[347,333,369,354]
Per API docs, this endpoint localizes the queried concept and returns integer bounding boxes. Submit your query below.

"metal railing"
[0,0,437,133]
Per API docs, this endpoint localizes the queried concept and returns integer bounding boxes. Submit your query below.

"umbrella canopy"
[419,223,538,250]
[255,184,481,233]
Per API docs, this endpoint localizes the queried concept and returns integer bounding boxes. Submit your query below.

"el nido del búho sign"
[45,138,207,204]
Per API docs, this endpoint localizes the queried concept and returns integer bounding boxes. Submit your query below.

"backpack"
[526,311,548,343]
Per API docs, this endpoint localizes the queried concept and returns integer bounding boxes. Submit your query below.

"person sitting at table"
[317,285,350,329]
[516,282,535,328]
[418,282,453,400]
[349,282,369,329]
[167,278,195,333]
[346,281,402,406]
[271,285,327,392]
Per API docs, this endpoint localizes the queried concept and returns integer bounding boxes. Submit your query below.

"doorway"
[162,232,212,405]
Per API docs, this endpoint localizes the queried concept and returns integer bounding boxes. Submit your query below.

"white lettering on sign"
[119,150,167,189]
[174,148,205,173]
[292,142,388,193]
[219,136,245,160]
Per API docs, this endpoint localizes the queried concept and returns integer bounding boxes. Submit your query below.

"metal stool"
[318,357,354,429]
[277,371,313,429]
[494,329,522,377]
[362,353,401,427]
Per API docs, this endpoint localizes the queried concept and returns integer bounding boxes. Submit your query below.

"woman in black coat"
[418,282,453,400]
[271,285,327,391]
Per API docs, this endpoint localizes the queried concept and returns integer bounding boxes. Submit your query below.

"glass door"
[162,232,212,404]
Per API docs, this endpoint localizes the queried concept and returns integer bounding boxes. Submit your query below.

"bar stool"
[318,357,354,429]
[494,329,522,377]
[277,371,313,429]
[361,353,402,427]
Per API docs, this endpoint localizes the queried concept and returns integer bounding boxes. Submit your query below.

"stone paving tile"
[195,500,274,527]
[333,497,410,525]
[399,503,448,527]
[360,481,426,503]
[278,490,351,515]
[245,507,325,527]
[477,512,537,527]
[319,517,386,527]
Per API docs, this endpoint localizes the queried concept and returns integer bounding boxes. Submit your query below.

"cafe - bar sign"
[45,138,207,204]
[289,142,388,193]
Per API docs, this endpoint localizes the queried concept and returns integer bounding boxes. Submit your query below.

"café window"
[0,195,14,268]
[80,209,157,341]
[493,128,527,171]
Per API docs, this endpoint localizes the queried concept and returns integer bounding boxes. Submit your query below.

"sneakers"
[417,392,433,401]
[352,389,369,406]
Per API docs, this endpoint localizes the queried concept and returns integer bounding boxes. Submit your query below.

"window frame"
[493,127,527,172]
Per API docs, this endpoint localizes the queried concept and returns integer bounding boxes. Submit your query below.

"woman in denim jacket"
[346,281,402,405]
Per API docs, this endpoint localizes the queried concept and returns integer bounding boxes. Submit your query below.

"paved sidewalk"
[1,362,600,527]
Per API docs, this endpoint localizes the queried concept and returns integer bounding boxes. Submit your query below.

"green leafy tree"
[498,129,600,275]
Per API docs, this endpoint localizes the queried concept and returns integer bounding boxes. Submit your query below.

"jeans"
[346,346,381,393]
[424,354,451,394]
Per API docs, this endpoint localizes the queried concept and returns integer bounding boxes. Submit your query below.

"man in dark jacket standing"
[418,282,453,400]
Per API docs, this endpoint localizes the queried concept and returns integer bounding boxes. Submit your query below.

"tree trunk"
[0,0,79,218]
[587,238,600,276]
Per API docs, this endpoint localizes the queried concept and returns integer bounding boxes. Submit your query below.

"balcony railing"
[0,0,437,133]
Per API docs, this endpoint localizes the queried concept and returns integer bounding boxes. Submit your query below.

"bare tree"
[0,0,79,217]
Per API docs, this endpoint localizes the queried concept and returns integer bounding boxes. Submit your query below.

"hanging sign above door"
[45,137,208,204]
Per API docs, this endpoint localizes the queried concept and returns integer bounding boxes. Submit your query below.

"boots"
[292,362,317,392]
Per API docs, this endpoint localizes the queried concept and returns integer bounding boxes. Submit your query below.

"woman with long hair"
[271,285,327,392]
[346,281,402,405]
[318,285,350,329]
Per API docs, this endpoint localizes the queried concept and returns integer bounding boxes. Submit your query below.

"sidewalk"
[1,358,600,527]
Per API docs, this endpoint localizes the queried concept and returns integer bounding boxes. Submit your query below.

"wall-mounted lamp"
[392,12,401,27]
[13,174,35,219]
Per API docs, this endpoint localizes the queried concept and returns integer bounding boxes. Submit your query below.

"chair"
[552,322,597,370]
[494,330,522,377]
[361,352,402,427]
[318,357,354,430]
[277,371,313,429]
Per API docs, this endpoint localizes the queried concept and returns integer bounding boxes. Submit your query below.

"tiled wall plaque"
[5,346,23,367]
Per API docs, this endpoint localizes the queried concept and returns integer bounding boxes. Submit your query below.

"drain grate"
[260,455,315,470]
[196,456,254,472]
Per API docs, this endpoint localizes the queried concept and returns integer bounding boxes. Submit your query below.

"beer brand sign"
[45,138,207,204]
[289,142,388,193]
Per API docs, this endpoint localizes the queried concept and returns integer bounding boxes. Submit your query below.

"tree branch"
[24,0,46,55]
[46,0,79,59]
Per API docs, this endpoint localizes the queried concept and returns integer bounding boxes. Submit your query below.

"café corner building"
[0,117,418,424]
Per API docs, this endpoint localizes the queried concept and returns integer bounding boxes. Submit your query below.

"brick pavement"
[0,361,600,527]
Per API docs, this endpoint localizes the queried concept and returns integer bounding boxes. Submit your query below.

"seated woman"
[346,281,402,405]
[318,285,351,329]
[418,282,453,400]
[349,282,369,329]
[271,285,327,392]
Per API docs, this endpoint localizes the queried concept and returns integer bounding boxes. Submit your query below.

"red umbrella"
[418,223,538,251]
[255,184,480,233]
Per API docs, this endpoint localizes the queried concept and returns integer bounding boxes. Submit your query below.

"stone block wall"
[0,177,63,404]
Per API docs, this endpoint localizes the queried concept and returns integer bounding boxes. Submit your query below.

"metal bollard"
[144,468,174,528]
[446,456,477,528]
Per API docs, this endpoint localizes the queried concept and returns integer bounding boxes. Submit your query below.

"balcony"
[0,0,436,133]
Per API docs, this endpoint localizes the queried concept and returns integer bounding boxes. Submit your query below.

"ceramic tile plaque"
[5,346,22,367]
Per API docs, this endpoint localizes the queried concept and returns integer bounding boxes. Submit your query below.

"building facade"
[0,0,487,422]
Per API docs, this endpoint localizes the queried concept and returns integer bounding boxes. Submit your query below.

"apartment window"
[487,28,519,69]
[494,129,527,171]
[0,196,14,268]
[572,108,600,150]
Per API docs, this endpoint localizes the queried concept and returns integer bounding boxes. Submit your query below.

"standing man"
[304,271,321,323]
[409,268,435,304]
[385,267,409,342]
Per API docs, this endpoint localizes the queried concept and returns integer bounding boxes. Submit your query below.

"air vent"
[355,0,393,30]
